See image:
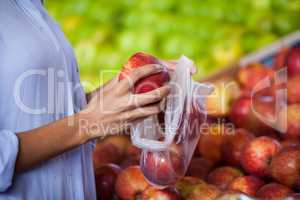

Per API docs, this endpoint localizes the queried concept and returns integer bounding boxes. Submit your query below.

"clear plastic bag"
[131,56,213,187]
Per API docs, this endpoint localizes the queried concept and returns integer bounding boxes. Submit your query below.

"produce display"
[93,45,300,200]
[45,0,300,86]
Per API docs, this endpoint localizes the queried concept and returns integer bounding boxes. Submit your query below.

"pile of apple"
[93,48,300,200]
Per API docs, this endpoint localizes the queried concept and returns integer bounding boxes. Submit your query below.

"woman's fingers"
[90,77,119,100]
[103,76,119,91]
[118,64,165,92]
[117,103,161,122]
[131,85,170,107]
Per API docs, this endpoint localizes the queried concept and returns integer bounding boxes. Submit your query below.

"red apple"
[93,135,131,170]
[241,136,281,177]
[115,166,150,200]
[175,177,220,200]
[270,146,300,190]
[273,48,290,70]
[215,192,255,200]
[186,157,214,180]
[94,164,121,200]
[237,63,274,90]
[120,156,140,169]
[280,104,300,140]
[287,75,300,104]
[188,183,221,200]
[227,175,265,196]
[175,177,206,198]
[125,143,142,159]
[288,193,300,200]
[141,143,184,186]
[93,142,123,170]
[281,139,300,148]
[221,128,255,167]
[119,52,169,94]
[104,135,131,151]
[237,63,274,97]
[230,97,276,135]
[175,176,206,189]
[185,101,206,140]
[207,166,244,190]
[119,52,169,130]
[141,186,183,200]
[256,182,293,200]
[198,124,234,163]
[205,81,240,117]
[230,98,252,128]
[286,47,300,76]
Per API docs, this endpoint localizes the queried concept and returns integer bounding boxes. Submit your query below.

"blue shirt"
[0,0,96,199]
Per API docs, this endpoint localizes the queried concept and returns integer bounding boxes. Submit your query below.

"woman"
[0,0,171,199]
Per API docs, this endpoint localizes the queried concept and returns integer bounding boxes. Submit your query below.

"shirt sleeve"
[71,60,87,113]
[0,130,19,192]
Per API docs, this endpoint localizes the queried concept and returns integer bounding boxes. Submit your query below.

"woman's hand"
[79,64,170,141]
[86,59,195,103]
[14,64,169,173]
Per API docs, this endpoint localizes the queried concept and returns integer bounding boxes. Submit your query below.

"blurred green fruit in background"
[46,0,300,89]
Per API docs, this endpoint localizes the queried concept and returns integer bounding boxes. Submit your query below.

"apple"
[175,177,206,198]
[287,193,300,200]
[104,135,131,151]
[119,52,169,94]
[287,75,300,104]
[215,192,255,200]
[94,164,121,200]
[230,97,276,135]
[227,175,264,196]
[279,104,300,140]
[286,47,300,76]
[273,48,290,70]
[93,135,131,170]
[119,52,169,132]
[270,146,300,190]
[188,183,220,200]
[115,165,150,200]
[241,136,281,177]
[125,143,142,158]
[120,156,140,169]
[141,143,183,182]
[192,146,201,157]
[141,186,183,200]
[93,142,123,170]
[237,63,274,98]
[204,81,240,117]
[237,63,274,90]
[186,157,214,180]
[140,143,184,186]
[197,123,234,163]
[175,177,220,200]
[281,139,300,148]
[175,176,206,189]
[207,166,244,190]
[229,98,252,128]
[221,128,255,167]
[186,101,206,140]
[256,182,293,200]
